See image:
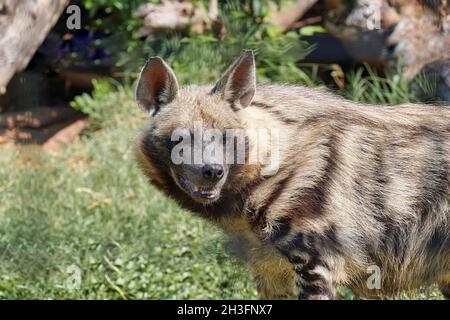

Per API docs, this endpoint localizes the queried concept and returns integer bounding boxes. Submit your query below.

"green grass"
[0,87,257,299]
[0,79,444,300]
[344,65,438,105]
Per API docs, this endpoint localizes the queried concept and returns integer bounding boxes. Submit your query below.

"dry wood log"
[134,0,224,37]
[325,1,447,42]
[0,0,68,95]
[387,13,450,80]
[135,0,318,36]
[269,0,318,32]
[135,0,208,37]
[324,0,450,97]
[342,0,436,31]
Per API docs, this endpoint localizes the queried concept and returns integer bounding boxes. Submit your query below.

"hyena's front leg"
[252,257,295,300]
[242,244,295,299]
[294,259,336,300]
[224,233,295,299]
[274,232,337,300]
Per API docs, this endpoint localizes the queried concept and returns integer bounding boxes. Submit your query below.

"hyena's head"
[135,51,257,204]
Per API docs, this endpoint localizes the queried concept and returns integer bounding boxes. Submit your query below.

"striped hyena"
[135,51,450,299]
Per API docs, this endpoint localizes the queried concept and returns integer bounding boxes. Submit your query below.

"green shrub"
[70,79,140,134]
[344,64,438,105]
[73,0,314,84]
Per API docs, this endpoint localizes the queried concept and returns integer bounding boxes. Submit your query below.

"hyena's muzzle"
[170,139,230,204]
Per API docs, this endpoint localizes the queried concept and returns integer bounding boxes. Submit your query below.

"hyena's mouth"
[176,174,220,201]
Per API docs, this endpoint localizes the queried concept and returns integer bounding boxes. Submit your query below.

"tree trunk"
[0,0,68,95]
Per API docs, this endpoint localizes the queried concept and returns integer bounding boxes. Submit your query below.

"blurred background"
[0,0,448,299]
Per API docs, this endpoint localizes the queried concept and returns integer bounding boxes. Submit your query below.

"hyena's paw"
[295,265,337,300]
[270,224,338,299]
[274,239,337,299]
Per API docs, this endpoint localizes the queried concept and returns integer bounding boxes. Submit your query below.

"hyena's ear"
[211,50,256,108]
[135,57,179,115]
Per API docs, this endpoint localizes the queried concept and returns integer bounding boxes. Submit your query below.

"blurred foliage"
[70,79,138,134]
[71,0,440,105]
[71,0,314,84]
[69,0,441,125]
[69,0,151,70]
[124,0,314,85]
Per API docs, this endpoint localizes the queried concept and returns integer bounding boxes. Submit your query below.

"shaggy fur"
[135,53,450,299]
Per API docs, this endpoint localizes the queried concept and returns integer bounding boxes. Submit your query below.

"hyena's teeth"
[197,188,219,198]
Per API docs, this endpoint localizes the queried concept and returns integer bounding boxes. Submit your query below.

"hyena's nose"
[202,164,224,182]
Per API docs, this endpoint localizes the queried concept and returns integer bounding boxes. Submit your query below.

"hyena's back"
[245,85,450,297]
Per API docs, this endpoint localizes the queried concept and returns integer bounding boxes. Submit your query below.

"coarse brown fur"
[134,52,450,299]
